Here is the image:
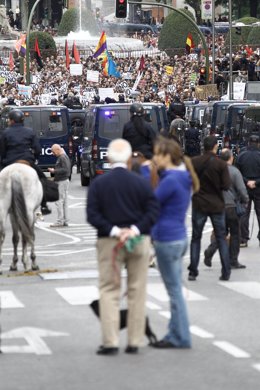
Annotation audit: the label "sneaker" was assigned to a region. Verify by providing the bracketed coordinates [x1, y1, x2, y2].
[50, 223, 64, 228]
[41, 206, 52, 215]
[240, 242, 248, 248]
[63, 222, 69, 227]
[35, 212, 44, 221]
[188, 274, 196, 281]
[204, 256, 212, 267]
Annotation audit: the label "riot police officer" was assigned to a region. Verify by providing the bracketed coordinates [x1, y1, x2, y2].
[0, 109, 51, 215]
[167, 95, 186, 123]
[185, 121, 201, 157]
[122, 103, 156, 158]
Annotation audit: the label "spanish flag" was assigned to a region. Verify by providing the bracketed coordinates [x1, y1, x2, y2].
[93, 31, 107, 58]
[186, 32, 194, 54]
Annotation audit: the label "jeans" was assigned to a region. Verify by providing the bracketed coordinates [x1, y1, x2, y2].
[55, 179, 69, 224]
[154, 239, 191, 348]
[188, 207, 231, 278]
[240, 189, 260, 242]
[205, 207, 240, 264]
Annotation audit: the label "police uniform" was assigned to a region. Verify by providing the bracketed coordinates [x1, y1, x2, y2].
[236, 141, 260, 244]
[0, 123, 41, 167]
[122, 120, 156, 159]
[185, 126, 201, 157]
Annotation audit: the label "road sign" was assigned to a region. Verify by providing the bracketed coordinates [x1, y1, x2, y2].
[1, 327, 69, 355]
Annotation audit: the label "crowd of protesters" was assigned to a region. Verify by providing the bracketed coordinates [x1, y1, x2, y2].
[0, 25, 260, 109]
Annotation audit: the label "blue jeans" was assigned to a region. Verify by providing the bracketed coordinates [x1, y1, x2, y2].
[154, 239, 191, 348]
[188, 207, 231, 278]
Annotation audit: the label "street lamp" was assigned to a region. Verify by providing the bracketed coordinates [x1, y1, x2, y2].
[228, 0, 233, 99]
[26, 0, 41, 85]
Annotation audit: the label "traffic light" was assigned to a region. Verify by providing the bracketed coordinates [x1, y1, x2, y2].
[235, 27, 242, 35]
[116, 0, 127, 18]
[198, 67, 206, 85]
[14, 58, 20, 73]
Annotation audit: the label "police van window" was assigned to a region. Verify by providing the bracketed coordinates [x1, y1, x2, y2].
[23, 112, 41, 136]
[42, 110, 67, 136]
[98, 109, 129, 139]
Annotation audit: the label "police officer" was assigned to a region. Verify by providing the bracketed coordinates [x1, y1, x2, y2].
[236, 135, 260, 246]
[167, 95, 186, 123]
[185, 121, 201, 157]
[0, 109, 51, 215]
[122, 103, 156, 159]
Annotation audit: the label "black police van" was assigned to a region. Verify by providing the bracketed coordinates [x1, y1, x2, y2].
[80, 103, 168, 186]
[0, 105, 73, 171]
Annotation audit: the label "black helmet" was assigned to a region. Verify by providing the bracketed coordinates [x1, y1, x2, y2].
[130, 103, 144, 117]
[8, 109, 24, 123]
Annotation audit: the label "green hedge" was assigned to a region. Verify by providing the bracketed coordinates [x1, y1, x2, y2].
[247, 26, 260, 45]
[29, 31, 57, 58]
[158, 9, 200, 56]
[58, 7, 99, 36]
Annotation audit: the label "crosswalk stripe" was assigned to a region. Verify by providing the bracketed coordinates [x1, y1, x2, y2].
[56, 286, 99, 305]
[213, 341, 251, 358]
[190, 326, 214, 338]
[147, 283, 208, 302]
[146, 301, 161, 310]
[0, 291, 24, 309]
[219, 281, 260, 299]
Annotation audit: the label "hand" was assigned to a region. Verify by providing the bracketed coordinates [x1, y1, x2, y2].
[119, 228, 137, 244]
[247, 180, 256, 189]
[48, 167, 54, 173]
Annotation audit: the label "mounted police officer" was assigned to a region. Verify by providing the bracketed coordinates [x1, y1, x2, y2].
[122, 102, 157, 159]
[0, 109, 51, 215]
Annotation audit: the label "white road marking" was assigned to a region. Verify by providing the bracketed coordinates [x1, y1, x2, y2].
[146, 301, 161, 310]
[56, 285, 99, 305]
[1, 327, 69, 355]
[159, 311, 170, 319]
[69, 202, 86, 209]
[253, 363, 260, 372]
[219, 281, 260, 299]
[0, 291, 24, 309]
[147, 283, 208, 302]
[190, 326, 214, 338]
[213, 341, 251, 358]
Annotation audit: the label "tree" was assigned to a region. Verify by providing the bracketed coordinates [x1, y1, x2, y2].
[57, 7, 99, 36]
[158, 9, 200, 56]
[29, 32, 57, 59]
[185, 0, 259, 20]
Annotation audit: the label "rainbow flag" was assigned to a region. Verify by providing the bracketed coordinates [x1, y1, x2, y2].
[93, 31, 107, 58]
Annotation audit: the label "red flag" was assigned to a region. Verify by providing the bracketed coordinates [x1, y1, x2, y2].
[34, 38, 43, 68]
[186, 33, 194, 54]
[9, 51, 14, 71]
[65, 39, 70, 69]
[72, 41, 80, 64]
[139, 55, 145, 71]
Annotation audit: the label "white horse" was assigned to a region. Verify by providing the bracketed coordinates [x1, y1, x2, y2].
[0, 163, 43, 274]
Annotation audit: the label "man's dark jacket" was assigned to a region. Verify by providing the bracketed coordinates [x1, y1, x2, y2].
[122, 120, 156, 158]
[0, 123, 41, 166]
[192, 152, 231, 213]
[236, 145, 260, 187]
[87, 167, 160, 237]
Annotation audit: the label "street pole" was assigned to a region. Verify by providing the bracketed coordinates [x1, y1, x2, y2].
[26, 0, 41, 86]
[212, 0, 215, 84]
[129, 1, 210, 83]
[228, 0, 233, 100]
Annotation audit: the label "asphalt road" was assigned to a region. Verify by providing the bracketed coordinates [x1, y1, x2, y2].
[1, 170, 260, 390]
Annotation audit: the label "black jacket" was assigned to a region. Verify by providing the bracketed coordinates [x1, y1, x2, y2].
[87, 167, 160, 237]
[0, 123, 41, 166]
[236, 145, 260, 186]
[122, 119, 156, 158]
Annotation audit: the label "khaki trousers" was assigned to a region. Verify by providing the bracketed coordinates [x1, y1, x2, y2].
[96, 236, 151, 347]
